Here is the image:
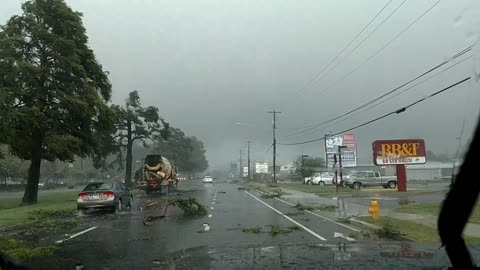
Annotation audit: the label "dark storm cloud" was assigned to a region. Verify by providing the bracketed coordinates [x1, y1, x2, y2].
[2, 0, 480, 169]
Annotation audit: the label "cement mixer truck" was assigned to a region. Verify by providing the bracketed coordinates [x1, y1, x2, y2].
[136, 154, 177, 194]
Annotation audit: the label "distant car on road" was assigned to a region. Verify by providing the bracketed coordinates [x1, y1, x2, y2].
[77, 182, 132, 214]
[202, 176, 213, 183]
[304, 172, 336, 186]
[38, 183, 44, 189]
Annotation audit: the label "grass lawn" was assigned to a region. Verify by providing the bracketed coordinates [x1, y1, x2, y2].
[356, 216, 480, 244]
[397, 202, 480, 224]
[357, 216, 440, 242]
[0, 192, 78, 228]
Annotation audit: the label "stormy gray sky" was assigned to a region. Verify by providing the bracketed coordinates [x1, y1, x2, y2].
[2, 0, 480, 170]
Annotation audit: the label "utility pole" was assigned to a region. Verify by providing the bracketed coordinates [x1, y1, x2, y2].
[239, 149, 243, 178]
[247, 141, 251, 180]
[268, 110, 281, 183]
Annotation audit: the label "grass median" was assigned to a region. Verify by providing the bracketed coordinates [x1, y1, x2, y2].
[397, 202, 480, 224]
[356, 216, 480, 243]
[0, 192, 78, 228]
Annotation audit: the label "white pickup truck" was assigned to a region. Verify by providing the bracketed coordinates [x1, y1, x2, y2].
[344, 170, 397, 189]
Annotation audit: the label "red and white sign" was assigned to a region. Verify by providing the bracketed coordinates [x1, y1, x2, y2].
[372, 139, 426, 165]
[343, 134, 356, 148]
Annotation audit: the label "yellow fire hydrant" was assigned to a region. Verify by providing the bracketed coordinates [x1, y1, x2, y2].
[368, 200, 379, 219]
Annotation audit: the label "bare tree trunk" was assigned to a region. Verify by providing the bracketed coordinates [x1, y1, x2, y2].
[22, 130, 43, 205]
[125, 121, 133, 187]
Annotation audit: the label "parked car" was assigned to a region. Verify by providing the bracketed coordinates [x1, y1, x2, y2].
[202, 176, 213, 183]
[305, 172, 336, 186]
[77, 182, 132, 214]
[344, 171, 397, 189]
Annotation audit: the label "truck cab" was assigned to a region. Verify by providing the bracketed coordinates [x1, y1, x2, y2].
[345, 170, 397, 189]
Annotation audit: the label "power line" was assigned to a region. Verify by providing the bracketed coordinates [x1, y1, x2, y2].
[294, 0, 395, 97]
[313, 0, 441, 98]
[280, 50, 473, 139]
[283, 55, 471, 142]
[296, 0, 407, 98]
[278, 77, 470, 146]
[278, 43, 472, 139]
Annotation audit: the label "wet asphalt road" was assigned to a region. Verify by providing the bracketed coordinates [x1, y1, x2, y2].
[27, 179, 464, 269]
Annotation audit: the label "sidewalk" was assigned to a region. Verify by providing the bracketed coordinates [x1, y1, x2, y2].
[278, 186, 480, 238]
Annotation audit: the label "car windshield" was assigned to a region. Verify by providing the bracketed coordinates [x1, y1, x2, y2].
[83, 183, 113, 191]
[1, 0, 480, 269]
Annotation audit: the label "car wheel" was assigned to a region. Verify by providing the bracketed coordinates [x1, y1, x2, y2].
[342, 181, 348, 188]
[319, 181, 325, 187]
[77, 207, 86, 216]
[306, 180, 311, 185]
[114, 199, 122, 213]
[388, 181, 397, 189]
[127, 196, 133, 208]
[382, 185, 389, 189]
[353, 182, 361, 189]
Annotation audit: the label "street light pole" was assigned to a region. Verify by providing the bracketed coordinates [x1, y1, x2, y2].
[338, 146, 347, 187]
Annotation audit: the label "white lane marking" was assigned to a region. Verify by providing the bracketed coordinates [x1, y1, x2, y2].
[334, 232, 355, 241]
[55, 226, 97, 244]
[245, 191, 326, 241]
[210, 207, 214, 210]
[212, 202, 216, 205]
[208, 214, 212, 218]
[274, 197, 360, 232]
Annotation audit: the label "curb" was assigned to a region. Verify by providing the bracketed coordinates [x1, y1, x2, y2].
[350, 217, 382, 229]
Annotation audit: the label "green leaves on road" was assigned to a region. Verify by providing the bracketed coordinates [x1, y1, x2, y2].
[241, 225, 302, 236]
[294, 203, 336, 212]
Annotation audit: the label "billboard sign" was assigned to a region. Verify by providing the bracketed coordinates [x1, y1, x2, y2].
[325, 134, 357, 167]
[327, 151, 356, 167]
[343, 134, 356, 148]
[326, 135, 344, 152]
[372, 139, 426, 165]
[255, 161, 269, 174]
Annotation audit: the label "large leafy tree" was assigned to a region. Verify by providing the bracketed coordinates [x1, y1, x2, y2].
[151, 128, 193, 171]
[0, 0, 115, 204]
[188, 137, 209, 174]
[113, 91, 169, 186]
[152, 129, 209, 177]
[293, 156, 325, 178]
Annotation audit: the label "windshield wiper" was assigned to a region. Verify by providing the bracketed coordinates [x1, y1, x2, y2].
[438, 117, 480, 269]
